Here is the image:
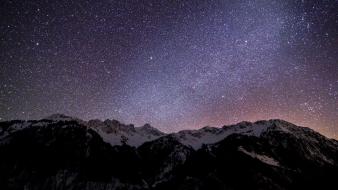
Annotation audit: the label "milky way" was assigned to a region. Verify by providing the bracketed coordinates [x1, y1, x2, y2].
[0, 0, 337, 138]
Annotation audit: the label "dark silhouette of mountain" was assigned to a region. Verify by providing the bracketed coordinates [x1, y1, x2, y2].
[0, 115, 337, 190]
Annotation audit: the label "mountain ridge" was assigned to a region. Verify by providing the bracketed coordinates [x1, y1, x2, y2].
[0, 115, 337, 189]
[1, 114, 336, 149]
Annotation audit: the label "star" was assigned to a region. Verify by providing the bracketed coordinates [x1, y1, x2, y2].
[0, 0, 337, 139]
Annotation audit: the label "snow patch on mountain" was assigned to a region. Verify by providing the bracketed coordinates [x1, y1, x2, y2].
[238, 146, 280, 167]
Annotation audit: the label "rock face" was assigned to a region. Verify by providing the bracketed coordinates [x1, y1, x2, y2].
[0, 116, 337, 190]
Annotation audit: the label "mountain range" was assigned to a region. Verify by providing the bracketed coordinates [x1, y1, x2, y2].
[0, 114, 337, 190]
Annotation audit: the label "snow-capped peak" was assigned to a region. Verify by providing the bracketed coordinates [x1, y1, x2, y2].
[173, 119, 300, 150]
[88, 120, 165, 147]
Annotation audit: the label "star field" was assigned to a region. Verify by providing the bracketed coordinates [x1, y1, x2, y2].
[0, 0, 337, 138]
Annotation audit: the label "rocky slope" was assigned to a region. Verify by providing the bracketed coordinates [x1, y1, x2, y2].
[0, 115, 337, 190]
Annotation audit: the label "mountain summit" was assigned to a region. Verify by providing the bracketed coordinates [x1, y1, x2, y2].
[0, 116, 337, 190]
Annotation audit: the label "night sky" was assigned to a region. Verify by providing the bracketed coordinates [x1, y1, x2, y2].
[0, 0, 337, 138]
